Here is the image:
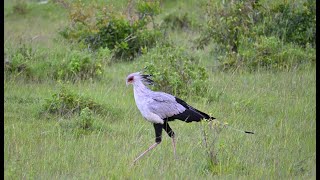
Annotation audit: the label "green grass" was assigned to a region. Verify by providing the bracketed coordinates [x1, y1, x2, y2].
[4, 0, 316, 179]
[5, 65, 316, 179]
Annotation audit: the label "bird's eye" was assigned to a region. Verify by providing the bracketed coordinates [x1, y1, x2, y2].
[128, 76, 134, 82]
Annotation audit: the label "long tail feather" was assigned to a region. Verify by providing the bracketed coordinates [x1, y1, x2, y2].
[211, 120, 255, 134]
[174, 97, 254, 134]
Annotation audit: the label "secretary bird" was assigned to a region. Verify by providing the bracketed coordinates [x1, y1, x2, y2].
[126, 72, 253, 164]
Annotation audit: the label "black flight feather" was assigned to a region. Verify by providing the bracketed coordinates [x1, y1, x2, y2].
[166, 97, 215, 123]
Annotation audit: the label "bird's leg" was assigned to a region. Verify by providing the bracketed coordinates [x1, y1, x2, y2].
[133, 142, 159, 164]
[172, 135, 176, 158]
[163, 121, 176, 158]
[133, 123, 163, 164]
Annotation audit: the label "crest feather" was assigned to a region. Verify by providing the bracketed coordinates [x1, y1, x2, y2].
[141, 74, 154, 85]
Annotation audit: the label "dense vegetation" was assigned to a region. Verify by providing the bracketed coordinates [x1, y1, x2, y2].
[4, 0, 315, 179]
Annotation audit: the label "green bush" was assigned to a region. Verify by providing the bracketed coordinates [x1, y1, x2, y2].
[5, 39, 108, 81]
[42, 86, 105, 116]
[197, 0, 315, 71]
[262, 0, 316, 47]
[197, 0, 315, 51]
[77, 107, 94, 130]
[5, 41, 37, 78]
[136, 0, 161, 27]
[85, 16, 161, 60]
[60, 0, 162, 60]
[136, 0, 161, 18]
[55, 49, 104, 81]
[197, 0, 260, 53]
[5, 50, 31, 75]
[141, 43, 208, 97]
[96, 46, 112, 65]
[219, 36, 316, 71]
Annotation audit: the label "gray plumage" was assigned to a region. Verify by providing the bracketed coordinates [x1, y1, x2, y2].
[148, 92, 186, 120]
[126, 72, 213, 124]
[126, 72, 215, 164]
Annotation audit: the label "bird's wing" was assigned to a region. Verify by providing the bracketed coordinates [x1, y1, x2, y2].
[147, 92, 186, 119]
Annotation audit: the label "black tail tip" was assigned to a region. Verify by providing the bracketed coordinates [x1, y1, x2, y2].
[244, 131, 254, 134]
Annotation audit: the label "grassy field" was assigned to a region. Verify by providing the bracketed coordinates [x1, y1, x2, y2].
[4, 0, 316, 179]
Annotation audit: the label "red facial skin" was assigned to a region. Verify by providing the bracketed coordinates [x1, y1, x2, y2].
[127, 76, 134, 83]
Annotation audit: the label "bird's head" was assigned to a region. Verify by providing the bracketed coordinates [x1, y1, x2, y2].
[126, 72, 154, 86]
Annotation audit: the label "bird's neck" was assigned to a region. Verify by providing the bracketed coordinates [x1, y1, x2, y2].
[133, 80, 151, 95]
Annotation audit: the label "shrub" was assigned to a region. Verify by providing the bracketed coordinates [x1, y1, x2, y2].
[77, 107, 94, 130]
[5, 40, 36, 78]
[60, 0, 162, 60]
[41, 85, 124, 121]
[42, 86, 105, 116]
[262, 0, 316, 47]
[5, 50, 31, 75]
[58, 1, 98, 40]
[197, 0, 316, 71]
[197, 0, 316, 51]
[136, 0, 161, 17]
[196, 0, 261, 53]
[136, 0, 161, 25]
[141, 43, 208, 97]
[55, 49, 105, 81]
[5, 38, 108, 81]
[219, 36, 316, 71]
[96, 46, 112, 65]
[85, 15, 161, 60]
